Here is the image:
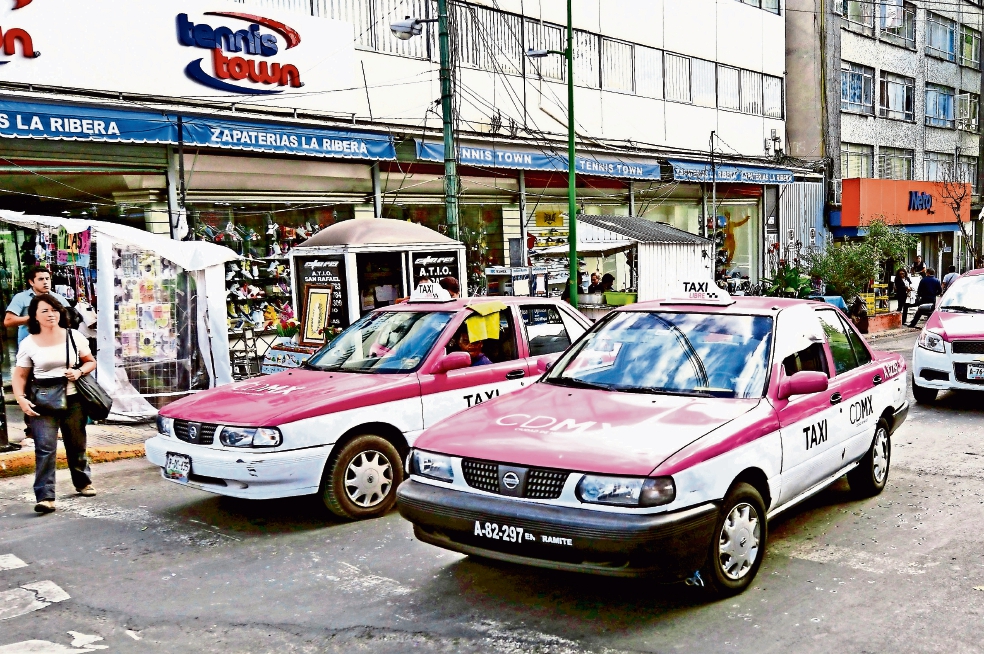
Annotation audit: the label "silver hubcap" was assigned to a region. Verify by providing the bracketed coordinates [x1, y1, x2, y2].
[872, 427, 889, 484]
[718, 502, 761, 581]
[344, 450, 393, 508]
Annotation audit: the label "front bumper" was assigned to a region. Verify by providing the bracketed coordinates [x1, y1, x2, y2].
[912, 346, 984, 392]
[145, 436, 329, 500]
[397, 478, 719, 578]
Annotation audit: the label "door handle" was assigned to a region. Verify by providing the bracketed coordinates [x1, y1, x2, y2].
[505, 369, 525, 380]
[872, 374, 883, 385]
[830, 392, 842, 405]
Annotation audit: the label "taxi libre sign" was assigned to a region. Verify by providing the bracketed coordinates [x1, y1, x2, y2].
[0, 0, 359, 113]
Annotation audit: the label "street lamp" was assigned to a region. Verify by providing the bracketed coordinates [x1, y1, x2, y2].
[390, 6, 459, 241]
[526, 0, 578, 308]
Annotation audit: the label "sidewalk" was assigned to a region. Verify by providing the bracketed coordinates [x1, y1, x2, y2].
[0, 396, 156, 478]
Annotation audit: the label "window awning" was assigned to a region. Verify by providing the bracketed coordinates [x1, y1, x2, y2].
[415, 140, 662, 180]
[667, 159, 794, 184]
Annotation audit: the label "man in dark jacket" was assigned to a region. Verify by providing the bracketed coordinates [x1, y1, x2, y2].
[908, 268, 943, 328]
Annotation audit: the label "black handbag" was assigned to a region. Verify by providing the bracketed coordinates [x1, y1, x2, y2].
[28, 333, 71, 415]
[68, 332, 113, 421]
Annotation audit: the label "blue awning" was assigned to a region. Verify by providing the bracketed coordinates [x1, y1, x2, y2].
[179, 116, 395, 161]
[415, 141, 661, 180]
[832, 223, 961, 238]
[0, 98, 175, 144]
[667, 159, 794, 184]
[0, 99, 397, 161]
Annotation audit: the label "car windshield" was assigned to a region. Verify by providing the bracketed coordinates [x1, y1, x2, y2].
[306, 310, 454, 373]
[545, 311, 773, 398]
[940, 276, 984, 312]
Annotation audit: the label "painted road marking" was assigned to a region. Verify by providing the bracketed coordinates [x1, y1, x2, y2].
[0, 581, 70, 621]
[0, 555, 27, 572]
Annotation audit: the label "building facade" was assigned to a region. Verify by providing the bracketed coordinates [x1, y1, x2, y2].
[787, 0, 984, 271]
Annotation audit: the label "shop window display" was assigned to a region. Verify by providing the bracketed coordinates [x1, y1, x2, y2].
[190, 204, 352, 337]
[712, 204, 759, 291]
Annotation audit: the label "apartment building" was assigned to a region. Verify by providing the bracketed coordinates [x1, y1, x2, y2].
[787, 0, 983, 270]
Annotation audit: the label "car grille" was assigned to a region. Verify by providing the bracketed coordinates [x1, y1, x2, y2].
[954, 363, 984, 385]
[952, 341, 984, 355]
[173, 419, 217, 445]
[461, 458, 569, 499]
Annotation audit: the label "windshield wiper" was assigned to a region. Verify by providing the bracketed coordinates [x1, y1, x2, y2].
[544, 377, 614, 391]
[942, 305, 984, 313]
[615, 385, 715, 397]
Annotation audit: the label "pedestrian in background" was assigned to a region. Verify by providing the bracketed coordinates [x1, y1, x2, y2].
[893, 268, 912, 324]
[438, 276, 460, 298]
[4, 266, 70, 346]
[908, 268, 943, 328]
[11, 294, 97, 514]
[942, 265, 960, 294]
[910, 255, 926, 276]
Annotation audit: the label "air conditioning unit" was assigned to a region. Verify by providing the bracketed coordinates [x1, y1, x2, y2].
[830, 179, 843, 205]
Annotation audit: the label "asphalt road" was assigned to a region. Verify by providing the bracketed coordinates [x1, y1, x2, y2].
[2, 330, 983, 653]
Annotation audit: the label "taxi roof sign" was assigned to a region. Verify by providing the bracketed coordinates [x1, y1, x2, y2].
[409, 282, 455, 303]
[661, 280, 735, 305]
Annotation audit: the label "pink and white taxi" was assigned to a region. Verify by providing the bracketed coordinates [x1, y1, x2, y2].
[146, 292, 589, 519]
[911, 269, 984, 403]
[398, 287, 909, 595]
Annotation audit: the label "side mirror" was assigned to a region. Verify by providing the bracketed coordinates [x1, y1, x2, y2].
[434, 351, 472, 374]
[777, 370, 829, 400]
[536, 358, 555, 373]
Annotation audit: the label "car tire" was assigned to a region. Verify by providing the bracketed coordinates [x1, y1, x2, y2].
[847, 418, 891, 498]
[699, 482, 767, 597]
[320, 435, 403, 520]
[911, 375, 938, 404]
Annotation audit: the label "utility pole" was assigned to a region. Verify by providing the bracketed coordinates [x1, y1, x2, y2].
[437, 0, 459, 240]
[565, 0, 578, 308]
[710, 131, 717, 242]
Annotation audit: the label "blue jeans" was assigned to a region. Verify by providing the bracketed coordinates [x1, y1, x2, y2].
[32, 396, 90, 502]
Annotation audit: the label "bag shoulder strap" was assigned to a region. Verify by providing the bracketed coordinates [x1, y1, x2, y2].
[67, 329, 80, 368]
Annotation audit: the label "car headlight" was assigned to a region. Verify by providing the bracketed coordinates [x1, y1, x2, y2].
[218, 426, 282, 448]
[410, 450, 455, 483]
[576, 475, 675, 507]
[156, 415, 174, 437]
[917, 329, 946, 353]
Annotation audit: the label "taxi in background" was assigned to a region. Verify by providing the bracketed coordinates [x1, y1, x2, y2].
[146, 285, 590, 519]
[398, 283, 909, 595]
[911, 269, 984, 403]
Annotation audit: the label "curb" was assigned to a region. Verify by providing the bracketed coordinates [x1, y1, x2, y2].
[0, 444, 147, 479]
[865, 327, 915, 343]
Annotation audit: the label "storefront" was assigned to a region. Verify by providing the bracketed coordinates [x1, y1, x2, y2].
[832, 178, 974, 273]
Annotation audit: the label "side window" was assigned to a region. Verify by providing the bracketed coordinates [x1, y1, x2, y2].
[845, 322, 873, 366]
[445, 309, 520, 364]
[817, 310, 860, 375]
[520, 305, 572, 356]
[558, 308, 588, 343]
[782, 342, 829, 377]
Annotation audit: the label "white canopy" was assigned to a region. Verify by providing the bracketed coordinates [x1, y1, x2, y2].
[0, 212, 237, 419]
[534, 240, 635, 256]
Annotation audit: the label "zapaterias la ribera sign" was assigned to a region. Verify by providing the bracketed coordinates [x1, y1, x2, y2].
[0, 0, 360, 112]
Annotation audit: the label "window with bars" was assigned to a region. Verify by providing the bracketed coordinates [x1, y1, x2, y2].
[957, 92, 980, 132]
[878, 71, 914, 121]
[740, 70, 763, 115]
[602, 38, 634, 92]
[841, 0, 875, 35]
[719, 66, 741, 110]
[958, 156, 979, 191]
[692, 59, 717, 108]
[664, 54, 692, 103]
[841, 62, 874, 115]
[924, 151, 952, 181]
[960, 25, 981, 68]
[524, 19, 566, 81]
[878, 147, 914, 180]
[927, 13, 957, 61]
[841, 143, 873, 178]
[635, 46, 663, 99]
[573, 30, 601, 88]
[926, 84, 956, 128]
[880, 2, 916, 50]
[763, 75, 783, 118]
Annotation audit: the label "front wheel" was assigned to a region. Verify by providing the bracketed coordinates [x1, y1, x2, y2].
[320, 435, 404, 520]
[847, 419, 891, 498]
[699, 482, 767, 597]
[911, 375, 938, 404]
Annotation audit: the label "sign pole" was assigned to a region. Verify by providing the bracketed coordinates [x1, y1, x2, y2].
[566, 0, 578, 309]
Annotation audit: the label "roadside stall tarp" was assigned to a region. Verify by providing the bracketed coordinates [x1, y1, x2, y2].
[0, 212, 238, 419]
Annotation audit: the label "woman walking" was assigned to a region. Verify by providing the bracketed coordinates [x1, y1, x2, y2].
[893, 268, 912, 325]
[11, 293, 97, 514]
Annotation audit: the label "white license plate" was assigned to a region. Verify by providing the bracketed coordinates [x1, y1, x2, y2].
[968, 364, 984, 381]
[164, 452, 192, 483]
[474, 520, 532, 544]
